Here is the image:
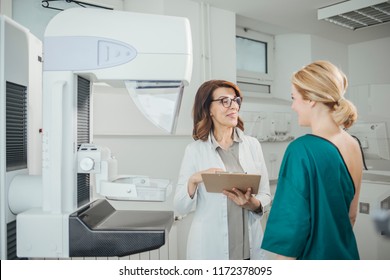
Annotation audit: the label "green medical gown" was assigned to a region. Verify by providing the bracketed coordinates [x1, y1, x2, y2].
[261, 134, 359, 260]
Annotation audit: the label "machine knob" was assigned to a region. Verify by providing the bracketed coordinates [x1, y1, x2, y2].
[80, 157, 95, 171]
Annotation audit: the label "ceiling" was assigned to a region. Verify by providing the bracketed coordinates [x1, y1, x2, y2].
[190, 0, 390, 44]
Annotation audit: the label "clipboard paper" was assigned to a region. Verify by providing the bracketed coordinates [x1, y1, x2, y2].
[201, 173, 261, 193]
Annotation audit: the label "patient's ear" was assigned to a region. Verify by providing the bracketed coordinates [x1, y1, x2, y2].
[308, 100, 316, 107]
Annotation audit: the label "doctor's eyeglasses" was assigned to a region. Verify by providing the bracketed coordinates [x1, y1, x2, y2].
[211, 96, 242, 108]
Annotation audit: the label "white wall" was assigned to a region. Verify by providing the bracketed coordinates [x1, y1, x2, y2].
[273, 33, 349, 101]
[273, 34, 312, 101]
[349, 37, 390, 86]
[348, 37, 390, 130]
[311, 35, 348, 70]
[348, 37, 390, 168]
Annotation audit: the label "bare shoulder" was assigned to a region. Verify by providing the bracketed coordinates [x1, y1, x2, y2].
[338, 131, 363, 178]
[344, 130, 362, 152]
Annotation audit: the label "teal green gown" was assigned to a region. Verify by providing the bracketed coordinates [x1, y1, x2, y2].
[261, 134, 360, 260]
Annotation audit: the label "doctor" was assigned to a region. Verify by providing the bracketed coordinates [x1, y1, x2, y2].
[174, 80, 271, 260]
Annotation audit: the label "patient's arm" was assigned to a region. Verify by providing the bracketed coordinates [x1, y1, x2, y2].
[275, 254, 296, 260]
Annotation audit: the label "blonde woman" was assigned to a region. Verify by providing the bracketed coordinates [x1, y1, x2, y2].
[261, 60, 362, 260]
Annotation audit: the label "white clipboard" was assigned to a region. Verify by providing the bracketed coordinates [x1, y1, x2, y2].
[201, 173, 261, 194]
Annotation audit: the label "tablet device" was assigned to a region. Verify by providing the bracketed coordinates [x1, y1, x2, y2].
[201, 173, 261, 194]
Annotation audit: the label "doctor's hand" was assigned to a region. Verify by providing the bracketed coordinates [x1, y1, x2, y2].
[187, 168, 224, 198]
[223, 187, 261, 211]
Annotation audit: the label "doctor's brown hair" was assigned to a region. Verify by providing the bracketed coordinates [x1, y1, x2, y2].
[192, 80, 244, 141]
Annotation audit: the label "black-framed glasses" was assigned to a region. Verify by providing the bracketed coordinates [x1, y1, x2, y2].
[211, 96, 242, 108]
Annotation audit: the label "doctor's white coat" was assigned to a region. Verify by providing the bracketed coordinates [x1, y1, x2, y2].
[174, 129, 271, 260]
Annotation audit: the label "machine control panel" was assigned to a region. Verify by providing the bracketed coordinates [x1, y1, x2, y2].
[77, 144, 101, 173]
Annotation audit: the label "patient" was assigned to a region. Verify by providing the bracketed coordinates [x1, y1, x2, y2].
[261, 60, 362, 260]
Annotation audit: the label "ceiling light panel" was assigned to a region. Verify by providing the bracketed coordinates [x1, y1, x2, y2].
[318, 0, 390, 30]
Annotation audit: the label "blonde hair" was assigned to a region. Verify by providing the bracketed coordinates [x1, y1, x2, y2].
[292, 60, 357, 128]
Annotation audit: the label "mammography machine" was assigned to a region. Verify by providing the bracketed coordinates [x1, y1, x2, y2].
[1, 8, 192, 259]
